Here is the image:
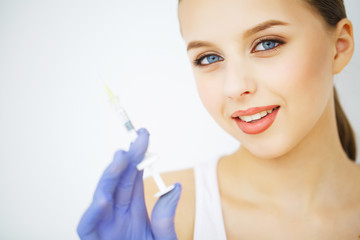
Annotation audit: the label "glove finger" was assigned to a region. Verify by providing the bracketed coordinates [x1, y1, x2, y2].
[94, 150, 129, 203]
[77, 150, 129, 238]
[77, 203, 102, 240]
[113, 169, 150, 226]
[114, 128, 149, 210]
[129, 168, 149, 218]
[151, 183, 182, 240]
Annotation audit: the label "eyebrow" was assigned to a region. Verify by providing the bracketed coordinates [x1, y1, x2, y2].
[187, 19, 289, 52]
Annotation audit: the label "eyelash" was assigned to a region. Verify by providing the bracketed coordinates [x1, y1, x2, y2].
[193, 38, 285, 67]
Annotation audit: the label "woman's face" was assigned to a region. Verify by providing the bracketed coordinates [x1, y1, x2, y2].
[178, 0, 337, 159]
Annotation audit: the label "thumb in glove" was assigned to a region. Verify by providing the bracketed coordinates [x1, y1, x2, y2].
[151, 183, 182, 240]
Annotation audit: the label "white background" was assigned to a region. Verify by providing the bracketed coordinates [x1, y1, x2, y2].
[0, 0, 359, 239]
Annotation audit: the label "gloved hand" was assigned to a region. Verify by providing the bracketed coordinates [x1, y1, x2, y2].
[77, 128, 182, 240]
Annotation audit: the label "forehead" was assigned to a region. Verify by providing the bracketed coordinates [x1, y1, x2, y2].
[178, 0, 320, 41]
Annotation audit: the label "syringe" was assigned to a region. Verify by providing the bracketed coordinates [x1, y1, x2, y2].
[105, 85, 175, 197]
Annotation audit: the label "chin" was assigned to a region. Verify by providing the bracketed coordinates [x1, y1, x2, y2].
[247, 146, 288, 160]
[240, 134, 300, 160]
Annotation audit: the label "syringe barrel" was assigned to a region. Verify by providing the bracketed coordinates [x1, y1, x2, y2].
[113, 105, 138, 142]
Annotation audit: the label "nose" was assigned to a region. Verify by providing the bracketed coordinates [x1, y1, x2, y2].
[223, 60, 257, 100]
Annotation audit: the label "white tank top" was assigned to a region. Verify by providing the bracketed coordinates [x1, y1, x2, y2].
[193, 157, 227, 240]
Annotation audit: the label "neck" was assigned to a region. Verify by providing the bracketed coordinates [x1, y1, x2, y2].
[221, 98, 354, 213]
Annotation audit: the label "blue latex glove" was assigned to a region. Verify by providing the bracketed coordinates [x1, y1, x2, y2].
[77, 128, 182, 240]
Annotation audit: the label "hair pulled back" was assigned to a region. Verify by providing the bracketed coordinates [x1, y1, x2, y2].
[304, 0, 356, 161]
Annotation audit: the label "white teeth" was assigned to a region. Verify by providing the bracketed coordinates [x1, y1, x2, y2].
[260, 111, 267, 117]
[251, 113, 262, 121]
[238, 107, 278, 122]
[240, 116, 253, 122]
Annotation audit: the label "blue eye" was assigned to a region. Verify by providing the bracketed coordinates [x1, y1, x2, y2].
[254, 40, 281, 52]
[196, 54, 224, 66]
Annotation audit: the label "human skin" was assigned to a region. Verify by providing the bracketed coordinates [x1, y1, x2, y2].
[144, 0, 360, 239]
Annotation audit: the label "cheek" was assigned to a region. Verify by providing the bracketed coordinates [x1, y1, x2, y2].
[196, 78, 223, 117]
[260, 36, 334, 112]
[195, 72, 228, 128]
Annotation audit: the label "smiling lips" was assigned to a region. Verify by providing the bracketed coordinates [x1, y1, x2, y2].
[232, 105, 280, 134]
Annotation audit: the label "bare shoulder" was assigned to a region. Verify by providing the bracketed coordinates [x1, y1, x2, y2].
[144, 168, 195, 240]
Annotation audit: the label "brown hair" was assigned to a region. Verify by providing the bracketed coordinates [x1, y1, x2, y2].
[304, 0, 356, 161]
